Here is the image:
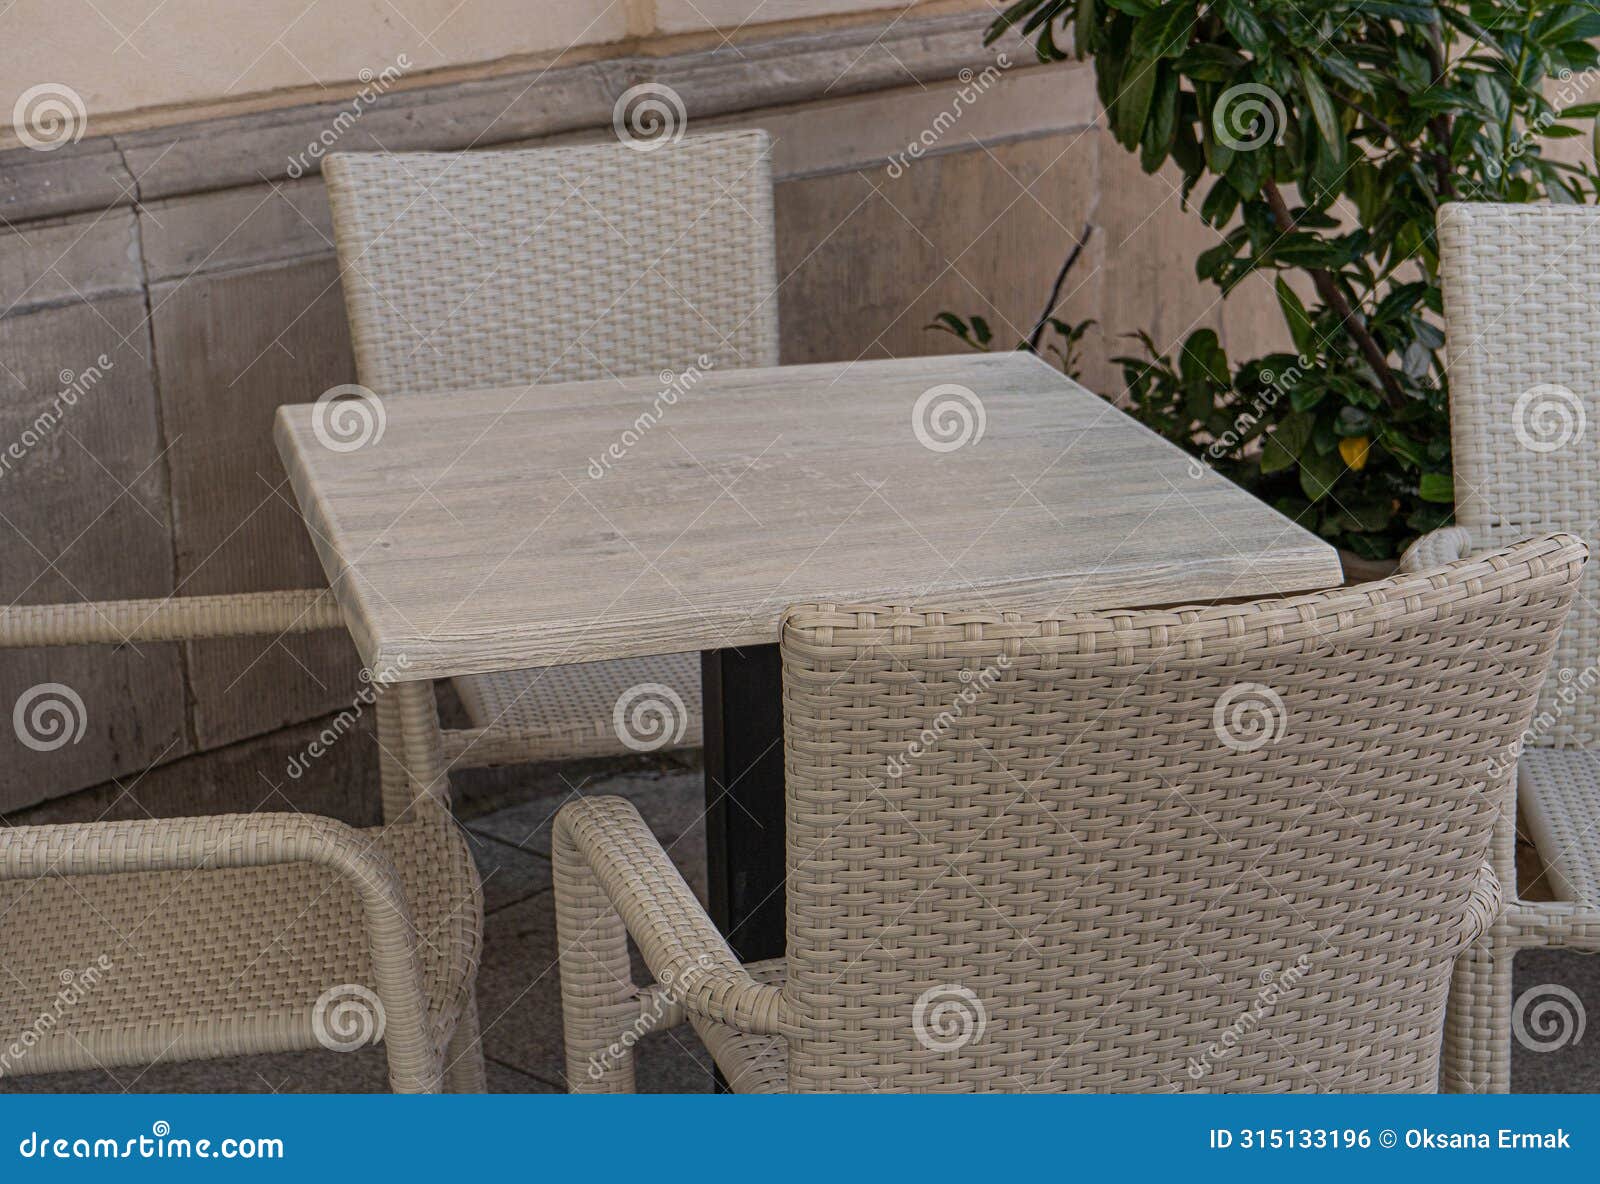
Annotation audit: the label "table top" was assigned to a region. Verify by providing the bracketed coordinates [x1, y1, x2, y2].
[275, 352, 1342, 680]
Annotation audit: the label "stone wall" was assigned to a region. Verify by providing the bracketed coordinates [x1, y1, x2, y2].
[0, 9, 1286, 817]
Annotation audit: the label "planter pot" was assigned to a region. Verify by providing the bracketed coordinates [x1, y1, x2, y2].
[1338, 548, 1399, 586]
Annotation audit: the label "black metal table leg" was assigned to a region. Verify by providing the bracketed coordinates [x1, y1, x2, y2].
[701, 643, 786, 964]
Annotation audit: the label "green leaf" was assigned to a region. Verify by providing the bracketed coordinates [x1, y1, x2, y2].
[1132, 1, 1195, 60]
[1180, 328, 1229, 386]
[1274, 276, 1316, 356]
[1113, 56, 1162, 149]
[1261, 410, 1313, 474]
[1297, 60, 1344, 165]
[1177, 44, 1247, 81]
[1327, 498, 1393, 533]
[1217, 0, 1268, 56]
[1298, 449, 1344, 502]
[1335, 405, 1372, 437]
[1419, 472, 1456, 503]
[1076, 0, 1099, 57]
[1141, 67, 1180, 170]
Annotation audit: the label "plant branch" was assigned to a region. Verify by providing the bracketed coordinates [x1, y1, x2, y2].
[1027, 222, 1094, 351]
[1421, 22, 1457, 199]
[1328, 86, 1454, 178]
[1261, 180, 1406, 405]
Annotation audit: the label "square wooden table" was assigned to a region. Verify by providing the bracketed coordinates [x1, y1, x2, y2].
[276, 352, 1342, 960]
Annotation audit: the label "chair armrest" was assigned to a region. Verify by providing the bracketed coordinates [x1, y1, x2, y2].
[0, 813, 439, 1091]
[0, 589, 343, 648]
[1454, 864, 1503, 950]
[554, 796, 784, 1035]
[1507, 899, 1600, 953]
[1397, 526, 1474, 575]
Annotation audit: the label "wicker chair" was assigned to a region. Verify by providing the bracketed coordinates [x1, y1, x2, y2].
[1396, 201, 1600, 1091]
[554, 534, 1583, 1092]
[0, 593, 484, 1093]
[322, 130, 780, 778]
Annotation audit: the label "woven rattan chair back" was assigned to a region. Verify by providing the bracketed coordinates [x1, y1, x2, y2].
[777, 534, 1584, 1092]
[1438, 202, 1600, 748]
[323, 130, 779, 397]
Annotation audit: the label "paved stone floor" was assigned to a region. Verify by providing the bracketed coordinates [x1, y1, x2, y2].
[3, 756, 718, 1094]
[6, 754, 1598, 1093]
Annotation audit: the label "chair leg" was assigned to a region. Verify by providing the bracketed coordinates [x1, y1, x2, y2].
[443, 995, 489, 1093]
[373, 682, 412, 823]
[1442, 926, 1513, 1093]
[553, 823, 640, 1093]
[387, 679, 453, 823]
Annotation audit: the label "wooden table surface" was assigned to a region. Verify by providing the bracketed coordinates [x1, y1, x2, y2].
[275, 352, 1342, 679]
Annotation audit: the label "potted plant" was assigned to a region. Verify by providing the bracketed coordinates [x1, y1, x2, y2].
[941, 0, 1600, 566]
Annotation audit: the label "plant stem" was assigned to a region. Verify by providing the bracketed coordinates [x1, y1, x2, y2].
[1028, 222, 1094, 351]
[1422, 20, 1456, 199]
[1261, 180, 1406, 405]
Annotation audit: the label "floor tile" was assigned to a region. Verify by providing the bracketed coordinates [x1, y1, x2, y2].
[469, 767, 708, 903]
[1511, 947, 1600, 1092]
[463, 825, 553, 913]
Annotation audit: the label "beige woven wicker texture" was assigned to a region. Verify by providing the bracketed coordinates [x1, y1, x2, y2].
[557, 535, 1584, 1092]
[1391, 203, 1600, 1095]
[1439, 204, 1600, 753]
[0, 593, 484, 1093]
[323, 131, 779, 766]
[1436, 204, 1600, 909]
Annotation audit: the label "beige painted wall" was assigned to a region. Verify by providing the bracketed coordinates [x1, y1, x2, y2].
[3, 0, 972, 138]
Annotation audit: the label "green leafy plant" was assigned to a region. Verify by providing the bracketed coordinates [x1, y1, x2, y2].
[948, 0, 1600, 558]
